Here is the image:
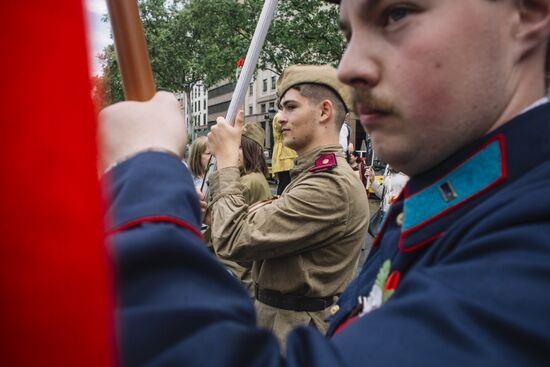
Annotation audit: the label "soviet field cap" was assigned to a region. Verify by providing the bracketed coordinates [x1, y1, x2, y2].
[242, 122, 265, 149]
[276, 64, 353, 112]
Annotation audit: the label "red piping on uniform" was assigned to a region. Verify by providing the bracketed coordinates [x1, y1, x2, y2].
[333, 316, 359, 337]
[400, 232, 444, 253]
[403, 135, 506, 201]
[399, 135, 507, 251]
[108, 215, 204, 240]
[401, 171, 506, 236]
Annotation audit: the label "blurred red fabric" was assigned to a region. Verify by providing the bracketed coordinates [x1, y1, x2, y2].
[0, 1, 115, 366]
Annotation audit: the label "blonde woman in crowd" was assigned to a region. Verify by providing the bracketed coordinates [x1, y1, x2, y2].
[188, 136, 211, 189]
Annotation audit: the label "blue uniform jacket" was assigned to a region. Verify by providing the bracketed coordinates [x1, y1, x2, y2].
[105, 103, 550, 366]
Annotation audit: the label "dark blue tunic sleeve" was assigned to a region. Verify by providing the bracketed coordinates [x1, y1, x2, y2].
[103, 152, 282, 366]
[104, 150, 550, 367]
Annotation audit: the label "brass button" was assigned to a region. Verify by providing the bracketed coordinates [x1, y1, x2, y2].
[322, 158, 329, 165]
[396, 212, 404, 227]
[330, 305, 340, 315]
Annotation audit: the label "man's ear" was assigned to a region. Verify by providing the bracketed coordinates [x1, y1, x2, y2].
[319, 99, 333, 125]
[515, 0, 550, 57]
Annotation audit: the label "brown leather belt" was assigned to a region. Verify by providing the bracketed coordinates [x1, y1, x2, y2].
[254, 286, 335, 312]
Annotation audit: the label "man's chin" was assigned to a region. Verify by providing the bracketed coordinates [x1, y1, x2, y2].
[377, 150, 439, 177]
[282, 139, 295, 151]
[373, 146, 414, 173]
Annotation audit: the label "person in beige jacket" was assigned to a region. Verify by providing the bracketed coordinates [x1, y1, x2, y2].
[211, 122, 272, 296]
[207, 64, 370, 346]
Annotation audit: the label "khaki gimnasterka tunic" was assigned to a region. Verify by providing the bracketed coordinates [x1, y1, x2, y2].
[239, 171, 272, 206]
[206, 171, 272, 295]
[209, 145, 369, 346]
[217, 172, 272, 296]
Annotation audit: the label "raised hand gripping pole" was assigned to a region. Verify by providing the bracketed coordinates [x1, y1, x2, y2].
[202, 0, 279, 199]
[225, 0, 278, 126]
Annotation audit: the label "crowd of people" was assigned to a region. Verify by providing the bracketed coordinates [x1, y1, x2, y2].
[8, 0, 550, 365]
[197, 64, 369, 346]
[100, 0, 550, 365]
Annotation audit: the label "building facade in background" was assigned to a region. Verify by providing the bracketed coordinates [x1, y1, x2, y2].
[181, 68, 365, 157]
[191, 83, 208, 137]
[176, 83, 208, 141]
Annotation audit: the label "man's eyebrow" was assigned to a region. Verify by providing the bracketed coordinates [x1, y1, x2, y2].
[281, 99, 297, 107]
[356, 0, 382, 12]
[339, 0, 381, 30]
[365, 0, 382, 12]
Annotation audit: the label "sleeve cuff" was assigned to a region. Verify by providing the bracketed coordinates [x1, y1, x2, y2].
[102, 151, 202, 234]
[208, 167, 243, 205]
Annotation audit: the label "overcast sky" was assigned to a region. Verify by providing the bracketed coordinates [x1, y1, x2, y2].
[85, 0, 112, 76]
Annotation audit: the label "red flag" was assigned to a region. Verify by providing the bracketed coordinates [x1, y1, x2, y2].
[1, 1, 115, 366]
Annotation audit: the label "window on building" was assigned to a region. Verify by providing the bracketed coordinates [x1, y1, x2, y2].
[203, 113, 206, 125]
[249, 83, 253, 96]
[271, 76, 276, 90]
[261, 104, 266, 113]
[269, 102, 275, 110]
[263, 79, 267, 92]
[209, 101, 231, 114]
[248, 105, 253, 116]
[203, 99, 206, 109]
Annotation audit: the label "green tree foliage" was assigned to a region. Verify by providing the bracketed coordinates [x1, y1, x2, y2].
[100, 0, 344, 105]
[171, 0, 250, 88]
[99, 45, 123, 104]
[260, 0, 345, 74]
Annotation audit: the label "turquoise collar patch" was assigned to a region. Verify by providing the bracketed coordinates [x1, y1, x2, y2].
[401, 135, 507, 239]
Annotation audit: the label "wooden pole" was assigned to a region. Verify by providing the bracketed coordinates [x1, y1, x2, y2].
[106, 0, 155, 101]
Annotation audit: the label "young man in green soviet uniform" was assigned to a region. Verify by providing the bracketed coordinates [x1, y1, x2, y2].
[206, 64, 370, 346]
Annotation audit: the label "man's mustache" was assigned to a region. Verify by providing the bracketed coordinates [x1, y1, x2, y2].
[352, 88, 397, 115]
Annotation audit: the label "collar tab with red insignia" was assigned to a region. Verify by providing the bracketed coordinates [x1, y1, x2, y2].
[309, 153, 337, 173]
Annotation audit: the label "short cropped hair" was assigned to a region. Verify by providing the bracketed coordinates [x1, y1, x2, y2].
[290, 83, 347, 130]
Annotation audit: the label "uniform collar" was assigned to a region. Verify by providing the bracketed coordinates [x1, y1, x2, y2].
[290, 145, 344, 179]
[521, 97, 548, 113]
[395, 102, 550, 252]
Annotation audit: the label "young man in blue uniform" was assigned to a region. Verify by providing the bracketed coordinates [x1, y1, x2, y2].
[100, 0, 550, 365]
